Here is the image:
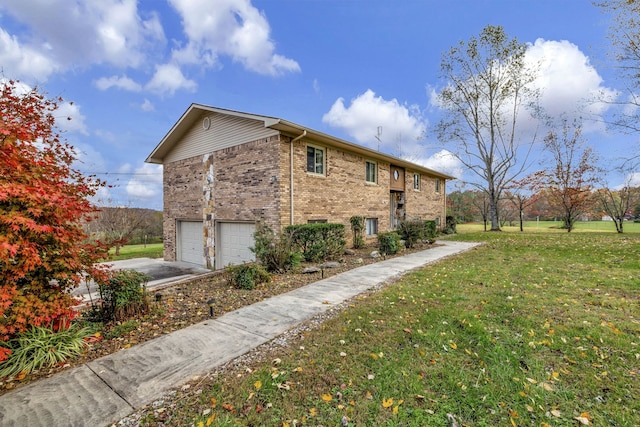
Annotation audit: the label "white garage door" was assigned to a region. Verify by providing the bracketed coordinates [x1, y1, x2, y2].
[216, 222, 255, 269]
[178, 221, 204, 265]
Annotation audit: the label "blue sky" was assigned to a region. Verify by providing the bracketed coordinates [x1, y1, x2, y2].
[0, 0, 634, 210]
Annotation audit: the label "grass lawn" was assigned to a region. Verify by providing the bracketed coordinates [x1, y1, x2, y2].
[107, 243, 163, 261]
[142, 231, 639, 426]
[459, 220, 640, 234]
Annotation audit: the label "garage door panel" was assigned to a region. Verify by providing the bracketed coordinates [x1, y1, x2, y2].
[178, 221, 203, 265]
[217, 222, 255, 269]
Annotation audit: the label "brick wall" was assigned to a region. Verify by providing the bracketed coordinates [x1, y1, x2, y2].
[405, 171, 446, 224]
[281, 138, 446, 244]
[162, 155, 203, 261]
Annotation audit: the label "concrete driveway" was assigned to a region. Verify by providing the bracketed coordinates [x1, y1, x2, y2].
[72, 258, 213, 304]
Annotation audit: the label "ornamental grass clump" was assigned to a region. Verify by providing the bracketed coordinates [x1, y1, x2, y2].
[0, 325, 93, 378]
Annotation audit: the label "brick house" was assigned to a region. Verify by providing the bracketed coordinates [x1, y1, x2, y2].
[146, 104, 452, 269]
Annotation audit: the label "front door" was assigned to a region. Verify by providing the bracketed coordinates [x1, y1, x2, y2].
[390, 191, 405, 229]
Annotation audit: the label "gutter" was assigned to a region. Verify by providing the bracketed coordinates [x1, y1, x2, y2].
[289, 130, 307, 225]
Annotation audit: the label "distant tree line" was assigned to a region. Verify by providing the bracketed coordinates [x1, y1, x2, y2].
[84, 207, 163, 255]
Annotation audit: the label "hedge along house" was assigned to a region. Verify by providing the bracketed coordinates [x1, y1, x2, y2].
[146, 104, 453, 269]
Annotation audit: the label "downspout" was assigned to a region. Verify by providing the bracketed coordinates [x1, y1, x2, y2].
[289, 130, 307, 225]
[443, 179, 447, 230]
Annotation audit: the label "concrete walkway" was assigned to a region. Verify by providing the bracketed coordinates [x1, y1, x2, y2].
[0, 240, 479, 427]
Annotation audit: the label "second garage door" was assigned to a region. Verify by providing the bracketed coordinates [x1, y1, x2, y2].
[216, 222, 256, 269]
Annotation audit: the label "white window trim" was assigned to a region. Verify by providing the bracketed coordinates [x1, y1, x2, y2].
[306, 144, 326, 176]
[413, 173, 421, 191]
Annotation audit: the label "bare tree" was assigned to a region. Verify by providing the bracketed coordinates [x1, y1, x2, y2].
[597, 169, 640, 233]
[92, 205, 150, 256]
[533, 119, 600, 232]
[436, 25, 539, 231]
[596, 0, 640, 167]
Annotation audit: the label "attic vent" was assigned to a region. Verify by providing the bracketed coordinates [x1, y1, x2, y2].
[202, 117, 211, 130]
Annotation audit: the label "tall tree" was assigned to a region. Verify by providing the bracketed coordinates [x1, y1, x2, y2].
[0, 81, 109, 359]
[597, 0, 640, 167]
[533, 119, 600, 232]
[436, 25, 539, 231]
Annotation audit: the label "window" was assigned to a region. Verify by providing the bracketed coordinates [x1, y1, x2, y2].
[307, 145, 325, 175]
[365, 161, 377, 183]
[413, 173, 420, 190]
[365, 218, 378, 236]
[435, 178, 441, 193]
[307, 219, 327, 224]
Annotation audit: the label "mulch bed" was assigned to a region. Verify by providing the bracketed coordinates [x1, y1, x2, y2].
[0, 242, 436, 396]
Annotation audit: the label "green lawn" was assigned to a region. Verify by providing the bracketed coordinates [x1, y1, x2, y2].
[107, 243, 163, 261]
[459, 220, 640, 234]
[140, 232, 640, 426]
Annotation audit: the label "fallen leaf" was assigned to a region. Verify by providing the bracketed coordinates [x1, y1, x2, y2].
[382, 398, 394, 408]
[550, 409, 561, 417]
[575, 416, 590, 425]
[254, 380, 262, 389]
[321, 393, 332, 402]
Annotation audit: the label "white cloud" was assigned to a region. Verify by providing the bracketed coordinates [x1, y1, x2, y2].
[0, 27, 59, 81]
[406, 149, 463, 179]
[145, 63, 197, 96]
[168, 0, 300, 76]
[322, 89, 427, 150]
[0, 0, 165, 81]
[125, 163, 163, 201]
[141, 98, 155, 112]
[95, 74, 142, 92]
[526, 39, 618, 132]
[55, 101, 88, 135]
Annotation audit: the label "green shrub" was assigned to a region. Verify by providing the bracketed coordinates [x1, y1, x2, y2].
[251, 224, 302, 273]
[377, 231, 401, 255]
[443, 215, 457, 234]
[0, 325, 93, 378]
[226, 264, 271, 290]
[98, 270, 150, 322]
[349, 216, 365, 249]
[285, 223, 346, 262]
[397, 219, 426, 248]
[424, 220, 437, 242]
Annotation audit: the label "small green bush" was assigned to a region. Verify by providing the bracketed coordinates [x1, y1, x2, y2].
[286, 223, 346, 262]
[424, 220, 437, 242]
[443, 215, 457, 234]
[397, 219, 426, 248]
[98, 270, 150, 322]
[377, 231, 401, 255]
[226, 264, 271, 290]
[0, 325, 93, 378]
[349, 216, 365, 249]
[251, 224, 302, 273]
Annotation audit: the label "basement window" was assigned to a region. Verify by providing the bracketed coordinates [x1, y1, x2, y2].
[366, 218, 378, 236]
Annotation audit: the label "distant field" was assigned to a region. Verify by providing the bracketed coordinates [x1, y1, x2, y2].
[107, 243, 163, 261]
[457, 220, 640, 234]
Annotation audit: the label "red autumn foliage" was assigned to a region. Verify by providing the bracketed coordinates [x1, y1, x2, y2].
[0, 80, 110, 360]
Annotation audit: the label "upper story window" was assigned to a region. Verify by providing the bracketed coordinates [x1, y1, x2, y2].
[365, 161, 377, 183]
[307, 145, 325, 175]
[413, 173, 421, 190]
[435, 178, 441, 193]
